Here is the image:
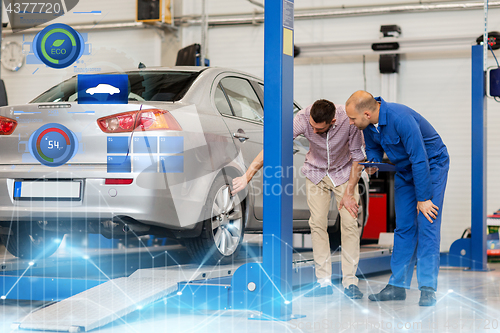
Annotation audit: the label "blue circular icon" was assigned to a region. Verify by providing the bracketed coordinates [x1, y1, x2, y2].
[33, 23, 84, 69]
[29, 123, 79, 167]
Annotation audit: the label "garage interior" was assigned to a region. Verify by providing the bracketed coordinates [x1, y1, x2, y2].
[1, 0, 500, 332]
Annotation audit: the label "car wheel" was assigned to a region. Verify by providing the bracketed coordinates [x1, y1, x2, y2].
[328, 185, 366, 251]
[0, 222, 61, 259]
[185, 174, 245, 265]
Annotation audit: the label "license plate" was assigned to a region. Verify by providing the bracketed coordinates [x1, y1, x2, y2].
[13, 180, 83, 201]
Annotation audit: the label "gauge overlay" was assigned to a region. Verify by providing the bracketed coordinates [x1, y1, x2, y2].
[29, 123, 78, 167]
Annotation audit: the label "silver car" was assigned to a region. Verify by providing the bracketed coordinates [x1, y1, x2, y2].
[0, 67, 369, 264]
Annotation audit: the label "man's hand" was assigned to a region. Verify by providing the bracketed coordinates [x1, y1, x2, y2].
[417, 200, 439, 223]
[339, 193, 359, 218]
[232, 176, 248, 195]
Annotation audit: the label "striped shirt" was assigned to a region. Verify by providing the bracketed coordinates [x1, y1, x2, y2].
[293, 104, 366, 186]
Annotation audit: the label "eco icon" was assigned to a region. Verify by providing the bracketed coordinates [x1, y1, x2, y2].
[33, 23, 84, 69]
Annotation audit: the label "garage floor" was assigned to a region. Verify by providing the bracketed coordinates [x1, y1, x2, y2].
[2, 260, 500, 333]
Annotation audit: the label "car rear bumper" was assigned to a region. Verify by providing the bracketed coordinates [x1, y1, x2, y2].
[0, 169, 210, 232]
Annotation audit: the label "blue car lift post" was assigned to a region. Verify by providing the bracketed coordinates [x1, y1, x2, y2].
[171, 0, 300, 320]
[443, 42, 489, 269]
[226, 0, 297, 320]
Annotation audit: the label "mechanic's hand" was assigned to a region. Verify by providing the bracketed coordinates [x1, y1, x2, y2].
[339, 193, 359, 218]
[365, 167, 379, 175]
[417, 200, 439, 223]
[231, 176, 248, 195]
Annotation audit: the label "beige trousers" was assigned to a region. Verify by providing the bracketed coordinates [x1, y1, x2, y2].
[306, 175, 360, 288]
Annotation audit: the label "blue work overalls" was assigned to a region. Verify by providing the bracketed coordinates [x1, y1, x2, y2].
[363, 97, 449, 290]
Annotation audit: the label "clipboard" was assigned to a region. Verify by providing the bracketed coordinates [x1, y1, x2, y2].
[359, 162, 397, 172]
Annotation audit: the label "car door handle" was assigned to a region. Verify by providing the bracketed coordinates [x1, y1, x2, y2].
[233, 133, 250, 142]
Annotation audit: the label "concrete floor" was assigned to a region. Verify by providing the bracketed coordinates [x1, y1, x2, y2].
[2, 262, 500, 333]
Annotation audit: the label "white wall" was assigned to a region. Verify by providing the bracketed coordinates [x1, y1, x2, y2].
[182, 0, 500, 251]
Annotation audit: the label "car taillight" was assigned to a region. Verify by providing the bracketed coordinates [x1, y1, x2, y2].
[0, 116, 17, 135]
[105, 178, 133, 185]
[97, 109, 181, 133]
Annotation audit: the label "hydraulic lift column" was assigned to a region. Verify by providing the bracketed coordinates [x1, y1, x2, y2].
[261, 0, 295, 319]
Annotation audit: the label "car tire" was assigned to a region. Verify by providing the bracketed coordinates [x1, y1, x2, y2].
[328, 185, 366, 251]
[185, 174, 246, 265]
[0, 222, 61, 259]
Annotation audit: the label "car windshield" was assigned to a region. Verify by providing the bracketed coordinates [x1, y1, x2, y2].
[30, 71, 202, 103]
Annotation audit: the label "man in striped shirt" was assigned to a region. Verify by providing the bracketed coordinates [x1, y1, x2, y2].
[232, 99, 366, 298]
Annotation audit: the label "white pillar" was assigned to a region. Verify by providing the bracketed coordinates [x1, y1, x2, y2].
[381, 73, 398, 103]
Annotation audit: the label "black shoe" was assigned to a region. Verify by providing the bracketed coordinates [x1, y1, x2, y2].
[419, 287, 436, 306]
[344, 284, 363, 299]
[304, 283, 334, 297]
[368, 284, 406, 301]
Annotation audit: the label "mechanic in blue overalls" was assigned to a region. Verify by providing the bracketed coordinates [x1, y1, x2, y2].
[345, 90, 449, 306]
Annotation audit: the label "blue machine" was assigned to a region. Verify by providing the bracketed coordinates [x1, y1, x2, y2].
[489, 68, 500, 97]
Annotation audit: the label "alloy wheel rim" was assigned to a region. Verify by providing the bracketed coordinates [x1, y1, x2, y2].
[211, 185, 243, 256]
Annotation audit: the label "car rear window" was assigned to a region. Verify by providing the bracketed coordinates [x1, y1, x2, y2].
[30, 71, 202, 103]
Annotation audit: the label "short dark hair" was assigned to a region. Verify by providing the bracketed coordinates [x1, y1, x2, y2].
[310, 99, 336, 124]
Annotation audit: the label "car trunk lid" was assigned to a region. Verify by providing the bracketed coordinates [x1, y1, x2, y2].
[0, 102, 166, 165]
